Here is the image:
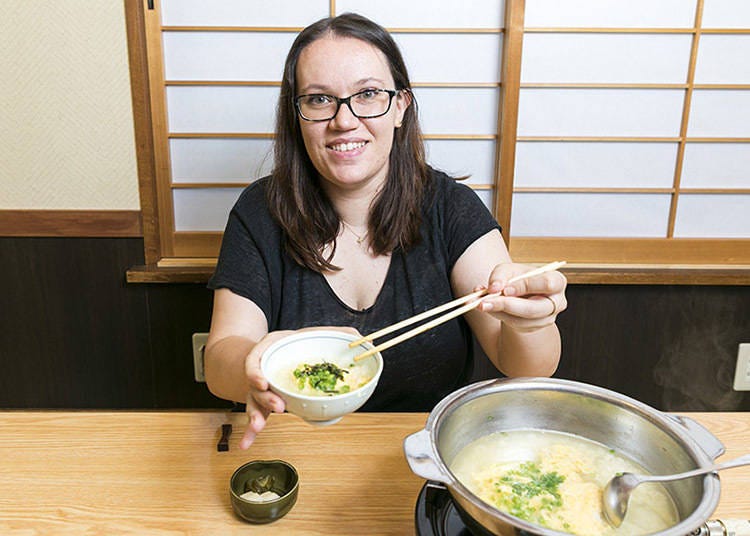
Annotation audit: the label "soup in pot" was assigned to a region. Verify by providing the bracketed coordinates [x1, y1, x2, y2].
[449, 430, 679, 535]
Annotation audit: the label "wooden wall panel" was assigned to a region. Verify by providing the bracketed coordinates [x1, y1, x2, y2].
[1, 237, 747, 412]
[0, 237, 152, 407]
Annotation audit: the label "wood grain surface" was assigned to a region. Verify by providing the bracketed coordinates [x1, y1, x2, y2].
[0, 411, 747, 535]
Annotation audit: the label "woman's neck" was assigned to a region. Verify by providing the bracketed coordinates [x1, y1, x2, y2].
[322, 176, 386, 228]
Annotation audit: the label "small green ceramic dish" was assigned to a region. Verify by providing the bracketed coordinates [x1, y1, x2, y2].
[230, 459, 299, 524]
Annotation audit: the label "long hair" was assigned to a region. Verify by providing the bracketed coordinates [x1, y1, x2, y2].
[267, 12, 430, 272]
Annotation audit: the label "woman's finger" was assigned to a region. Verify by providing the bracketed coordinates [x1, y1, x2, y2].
[502, 270, 567, 297]
[480, 293, 567, 322]
[239, 393, 270, 450]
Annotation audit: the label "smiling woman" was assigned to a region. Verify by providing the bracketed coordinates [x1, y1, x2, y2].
[203, 12, 566, 450]
[294, 34, 410, 224]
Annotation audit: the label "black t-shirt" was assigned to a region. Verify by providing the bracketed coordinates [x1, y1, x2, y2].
[208, 168, 501, 411]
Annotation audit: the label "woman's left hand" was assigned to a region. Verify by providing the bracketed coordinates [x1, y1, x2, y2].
[477, 263, 567, 332]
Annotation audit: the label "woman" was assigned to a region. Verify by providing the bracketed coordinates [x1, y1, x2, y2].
[205, 13, 567, 449]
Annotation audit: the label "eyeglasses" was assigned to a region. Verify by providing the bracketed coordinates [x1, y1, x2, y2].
[294, 89, 398, 122]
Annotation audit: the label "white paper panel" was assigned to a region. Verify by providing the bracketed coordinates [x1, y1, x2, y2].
[394, 34, 502, 84]
[688, 90, 750, 137]
[674, 194, 750, 237]
[515, 142, 678, 188]
[682, 143, 750, 188]
[522, 34, 692, 84]
[171, 139, 274, 182]
[163, 32, 296, 81]
[425, 140, 496, 184]
[511, 193, 671, 237]
[694, 35, 750, 84]
[161, 0, 328, 27]
[414, 88, 499, 135]
[518, 89, 684, 137]
[334, 0, 504, 28]
[702, 0, 750, 28]
[524, 0, 696, 28]
[167, 86, 279, 133]
[173, 188, 244, 231]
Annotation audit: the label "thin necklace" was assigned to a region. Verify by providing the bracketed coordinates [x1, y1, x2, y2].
[340, 220, 368, 245]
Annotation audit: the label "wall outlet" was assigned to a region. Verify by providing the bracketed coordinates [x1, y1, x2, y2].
[733, 343, 750, 391]
[192, 333, 209, 382]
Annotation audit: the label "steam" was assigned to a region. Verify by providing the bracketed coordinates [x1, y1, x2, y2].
[653, 308, 743, 411]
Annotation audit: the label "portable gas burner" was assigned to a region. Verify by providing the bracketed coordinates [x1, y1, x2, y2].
[414, 481, 747, 536]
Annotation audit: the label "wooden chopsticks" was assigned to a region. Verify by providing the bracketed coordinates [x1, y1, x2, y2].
[350, 261, 566, 361]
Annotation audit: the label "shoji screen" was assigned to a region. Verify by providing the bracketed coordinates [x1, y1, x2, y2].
[511, 0, 750, 263]
[136, 0, 748, 276]
[145, 0, 505, 261]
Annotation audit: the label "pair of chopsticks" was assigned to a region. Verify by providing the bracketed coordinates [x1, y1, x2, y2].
[350, 261, 566, 361]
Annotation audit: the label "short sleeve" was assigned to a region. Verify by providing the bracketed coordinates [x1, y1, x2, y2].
[438, 173, 502, 270]
[207, 180, 278, 323]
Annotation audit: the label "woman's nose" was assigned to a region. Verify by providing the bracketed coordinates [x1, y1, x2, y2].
[330, 101, 359, 129]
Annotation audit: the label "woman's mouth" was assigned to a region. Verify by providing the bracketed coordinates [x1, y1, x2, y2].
[328, 141, 367, 153]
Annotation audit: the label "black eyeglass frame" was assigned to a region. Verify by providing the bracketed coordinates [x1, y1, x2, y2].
[294, 89, 399, 122]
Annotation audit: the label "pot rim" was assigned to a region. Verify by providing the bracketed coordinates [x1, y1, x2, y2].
[421, 377, 722, 536]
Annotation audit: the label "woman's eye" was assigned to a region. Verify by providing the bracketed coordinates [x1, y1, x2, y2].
[358, 90, 378, 100]
[306, 95, 332, 106]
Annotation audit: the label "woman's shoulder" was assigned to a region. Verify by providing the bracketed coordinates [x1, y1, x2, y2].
[426, 166, 481, 205]
[226, 176, 281, 237]
[230, 176, 273, 219]
[234, 175, 271, 207]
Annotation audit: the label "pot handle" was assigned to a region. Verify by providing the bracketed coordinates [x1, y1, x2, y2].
[403, 429, 451, 484]
[667, 414, 726, 460]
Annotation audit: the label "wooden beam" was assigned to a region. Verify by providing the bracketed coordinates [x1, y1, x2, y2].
[0, 210, 142, 237]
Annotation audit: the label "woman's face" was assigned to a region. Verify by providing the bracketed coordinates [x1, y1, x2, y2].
[295, 35, 409, 192]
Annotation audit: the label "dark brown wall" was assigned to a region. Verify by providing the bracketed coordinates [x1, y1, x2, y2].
[1, 237, 748, 412]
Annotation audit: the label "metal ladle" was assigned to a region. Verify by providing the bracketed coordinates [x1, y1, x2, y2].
[602, 453, 750, 527]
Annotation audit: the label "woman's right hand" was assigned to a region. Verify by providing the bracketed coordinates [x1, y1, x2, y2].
[239, 330, 293, 450]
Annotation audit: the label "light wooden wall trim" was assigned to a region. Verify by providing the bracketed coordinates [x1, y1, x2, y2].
[523, 28, 750, 35]
[143, 0, 177, 258]
[525, 28, 697, 34]
[495, 0, 525, 243]
[126, 258, 750, 285]
[167, 133, 498, 140]
[169, 132, 274, 139]
[561, 264, 750, 285]
[510, 237, 750, 265]
[163, 81, 501, 88]
[517, 136, 682, 142]
[125, 0, 161, 262]
[667, 0, 704, 238]
[171, 232, 223, 258]
[161, 26, 504, 34]
[0, 210, 142, 237]
[169, 181, 494, 191]
[522, 83, 750, 90]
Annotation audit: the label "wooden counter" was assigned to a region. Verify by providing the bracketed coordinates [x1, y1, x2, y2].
[0, 411, 748, 535]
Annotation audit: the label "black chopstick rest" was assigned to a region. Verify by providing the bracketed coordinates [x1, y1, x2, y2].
[217, 423, 232, 452]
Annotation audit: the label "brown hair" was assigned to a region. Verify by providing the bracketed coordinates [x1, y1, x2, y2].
[267, 12, 430, 272]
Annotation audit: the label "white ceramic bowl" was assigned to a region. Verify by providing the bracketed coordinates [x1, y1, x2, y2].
[260, 330, 384, 425]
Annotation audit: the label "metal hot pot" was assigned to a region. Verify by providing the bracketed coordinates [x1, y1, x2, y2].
[404, 377, 724, 536]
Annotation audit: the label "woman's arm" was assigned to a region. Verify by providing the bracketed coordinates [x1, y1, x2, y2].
[205, 288, 268, 402]
[450, 229, 565, 377]
[205, 288, 287, 448]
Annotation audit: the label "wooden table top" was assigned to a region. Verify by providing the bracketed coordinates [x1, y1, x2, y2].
[0, 411, 748, 535]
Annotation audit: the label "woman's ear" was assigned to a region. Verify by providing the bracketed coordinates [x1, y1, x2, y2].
[394, 89, 412, 128]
